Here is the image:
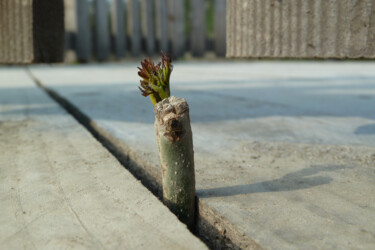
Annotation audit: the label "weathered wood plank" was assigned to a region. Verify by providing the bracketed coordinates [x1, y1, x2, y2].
[94, 0, 110, 61]
[227, 0, 375, 58]
[22, 0, 33, 62]
[156, 0, 169, 53]
[168, 0, 185, 58]
[0, 0, 64, 64]
[0, 1, 4, 62]
[130, 0, 142, 56]
[75, 0, 92, 61]
[190, 0, 206, 57]
[366, 0, 375, 57]
[111, 0, 126, 58]
[214, 0, 226, 56]
[348, 0, 373, 58]
[144, 0, 155, 56]
[64, 0, 77, 52]
[32, 0, 65, 62]
[8, 0, 15, 62]
[225, 0, 233, 57]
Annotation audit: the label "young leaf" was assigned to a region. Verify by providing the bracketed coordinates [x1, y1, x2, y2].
[138, 52, 173, 105]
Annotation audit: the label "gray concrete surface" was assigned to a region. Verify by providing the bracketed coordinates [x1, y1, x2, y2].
[28, 61, 375, 249]
[29, 61, 375, 249]
[227, 0, 375, 58]
[0, 69, 207, 249]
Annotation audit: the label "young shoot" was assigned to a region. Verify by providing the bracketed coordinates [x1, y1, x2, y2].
[138, 52, 173, 105]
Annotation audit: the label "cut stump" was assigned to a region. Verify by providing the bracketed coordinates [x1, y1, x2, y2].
[154, 96, 196, 231]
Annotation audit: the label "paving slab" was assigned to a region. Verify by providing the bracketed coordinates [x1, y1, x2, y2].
[0, 68, 207, 250]
[30, 61, 375, 249]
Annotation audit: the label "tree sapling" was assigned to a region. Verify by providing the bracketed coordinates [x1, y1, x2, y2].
[138, 53, 196, 231]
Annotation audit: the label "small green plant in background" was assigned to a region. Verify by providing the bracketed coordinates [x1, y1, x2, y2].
[138, 52, 173, 106]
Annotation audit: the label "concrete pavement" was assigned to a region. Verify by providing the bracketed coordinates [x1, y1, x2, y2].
[29, 61, 375, 249]
[0, 69, 207, 249]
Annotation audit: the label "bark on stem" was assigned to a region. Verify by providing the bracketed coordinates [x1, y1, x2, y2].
[154, 96, 195, 231]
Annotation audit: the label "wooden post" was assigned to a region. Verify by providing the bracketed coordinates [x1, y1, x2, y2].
[33, 0, 65, 62]
[0, 1, 4, 60]
[2, 0, 11, 62]
[8, 0, 15, 62]
[214, 0, 226, 57]
[0, 0, 3, 60]
[190, 0, 206, 57]
[168, 0, 185, 58]
[144, 0, 155, 56]
[75, 0, 91, 61]
[64, 0, 77, 51]
[156, 0, 169, 53]
[130, 0, 141, 56]
[94, 0, 110, 61]
[112, 0, 126, 58]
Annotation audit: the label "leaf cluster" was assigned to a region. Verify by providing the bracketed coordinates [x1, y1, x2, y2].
[138, 52, 173, 105]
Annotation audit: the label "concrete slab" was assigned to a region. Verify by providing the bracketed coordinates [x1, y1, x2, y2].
[0, 68, 207, 250]
[30, 61, 375, 249]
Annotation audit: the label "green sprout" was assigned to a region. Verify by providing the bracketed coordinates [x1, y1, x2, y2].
[138, 52, 173, 105]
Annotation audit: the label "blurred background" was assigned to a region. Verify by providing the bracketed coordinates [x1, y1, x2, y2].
[64, 0, 226, 63]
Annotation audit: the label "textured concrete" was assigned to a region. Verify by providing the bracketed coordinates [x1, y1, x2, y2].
[0, 69, 207, 249]
[227, 0, 375, 58]
[30, 61, 375, 249]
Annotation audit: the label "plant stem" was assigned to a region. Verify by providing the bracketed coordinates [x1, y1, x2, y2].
[154, 96, 196, 231]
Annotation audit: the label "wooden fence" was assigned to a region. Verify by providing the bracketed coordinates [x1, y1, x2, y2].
[64, 0, 226, 61]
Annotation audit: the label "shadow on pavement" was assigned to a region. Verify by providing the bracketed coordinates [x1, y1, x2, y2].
[197, 165, 350, 198]
[355, 124, 375, 134]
